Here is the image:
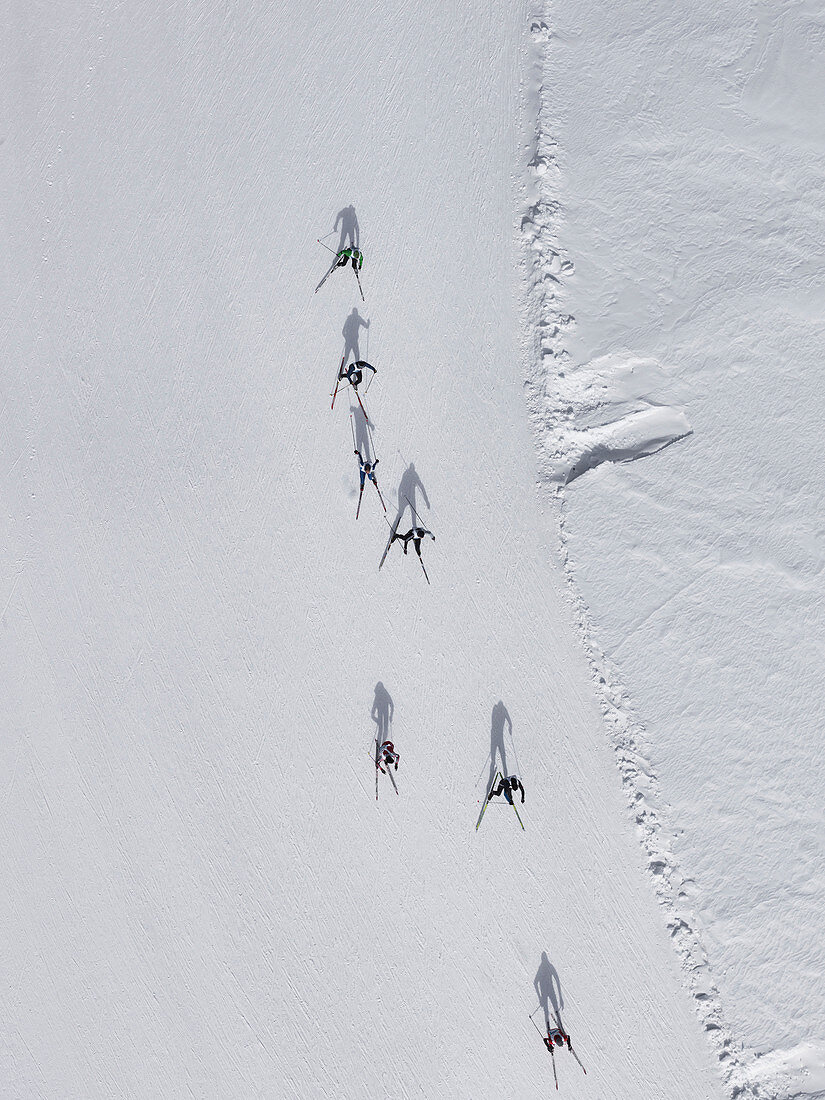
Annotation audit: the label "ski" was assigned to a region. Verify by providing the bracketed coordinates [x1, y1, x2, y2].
[475, 772, 500, 831]
[529, 1013, 558, 1091]
[354, 268, 365, 302]
[356, 482, 364, 519]
[315, 260, 338, 294]
[379, 513, 401, 570]
[418, 556, 430, 585]
[331, 356, 345, 410]
[373, 480, 387, 512]
[569, 1047, 586, 1076]
[511, 797, 525, 831]
[386, 766, 399, 795]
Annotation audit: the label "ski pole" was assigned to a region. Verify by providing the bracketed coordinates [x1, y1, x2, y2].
[569, 1046, 587, 1075]
[474, 754, 493, 787]
[315, 259, 338, 293]
[475, 772, 500, 831]
[510, 731, 524, 788]
[404, 494, 428, 528]
[353, 386, 369, 424]
[331, 356, 345, 410]
[529, 1015, 558, 1091]
[365, 413, 378, 456]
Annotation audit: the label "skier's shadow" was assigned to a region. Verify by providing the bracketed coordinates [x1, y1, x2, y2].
[335, 204, 360, 250]
[351, 405, 374, 464]
[371, 682, 394, 742]
[342, 307, 369, 365]
[390, 462, 430, 529]
[485, 699, 512, 793]
[534, 951, 565, 1031]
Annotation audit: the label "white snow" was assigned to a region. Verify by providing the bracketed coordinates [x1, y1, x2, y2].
[528, 2, 825, 1097]
[2, 1, 820, 1099]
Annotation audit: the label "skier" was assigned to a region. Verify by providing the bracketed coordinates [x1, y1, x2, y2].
[376, 740, 400, 773]
[391, 526, 435, 561]
[315, 245, 365, 299]
[336, 245, 364, 271]
[543, 1025, 572, 1054]
[338, 359, 376, 392]
[354, 448, 386, 517]
[355, 450, 379, 487]
[332, 359, 375, 419]
[487, 774, 525, 804]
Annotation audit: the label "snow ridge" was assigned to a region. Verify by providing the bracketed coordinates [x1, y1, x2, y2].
[520, 16, 785, 1100]
[521, 26, 691, 491]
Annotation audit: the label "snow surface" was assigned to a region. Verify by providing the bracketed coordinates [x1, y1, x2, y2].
[526, 3, 825, 1098]
[3, 1, 819, 1099]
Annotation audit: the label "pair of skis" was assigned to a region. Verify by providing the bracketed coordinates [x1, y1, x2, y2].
[379, 495, 430, 584]
[351, 414, 386, 519]
[475, 771, 525, 831]
[315, 240, 365, 301]
[528, 1011, 587, 1090]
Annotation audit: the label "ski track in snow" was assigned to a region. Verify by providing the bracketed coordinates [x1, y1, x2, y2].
[521, 16, 798, 1100]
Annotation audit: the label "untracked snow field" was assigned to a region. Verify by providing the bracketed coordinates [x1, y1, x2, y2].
[526, 3, 825, 1098]
[2, 2, 817, 1099]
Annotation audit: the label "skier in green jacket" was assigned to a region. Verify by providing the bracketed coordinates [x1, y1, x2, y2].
[315, 246, 365, 299]
[336, 245, 363, 271]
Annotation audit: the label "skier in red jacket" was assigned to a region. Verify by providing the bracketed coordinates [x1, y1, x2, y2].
[376, 741, 399, 774]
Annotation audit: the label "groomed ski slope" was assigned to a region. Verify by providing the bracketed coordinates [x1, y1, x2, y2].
[3, 3, 724, 1098]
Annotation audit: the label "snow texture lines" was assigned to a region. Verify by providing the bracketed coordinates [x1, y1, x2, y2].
[522, 16, 766, 1100]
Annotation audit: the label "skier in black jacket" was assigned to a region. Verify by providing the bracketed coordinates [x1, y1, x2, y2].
[487, 774, 525, 804]
[338, 359, 376, 391]
[391, 526, 435, 561]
